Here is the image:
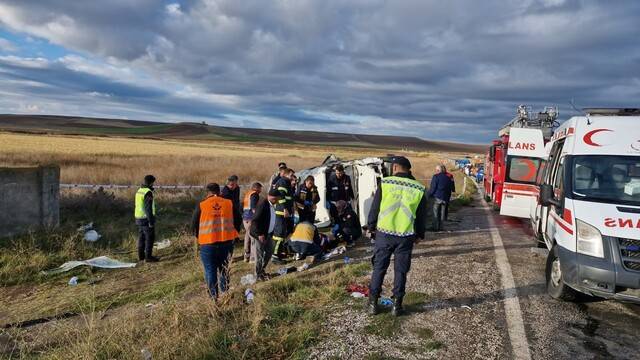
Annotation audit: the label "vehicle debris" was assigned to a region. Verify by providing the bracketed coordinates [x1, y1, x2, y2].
[42, 256, 137, 275]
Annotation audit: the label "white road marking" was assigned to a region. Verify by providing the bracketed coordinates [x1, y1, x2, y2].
[481, 199, 532, 360]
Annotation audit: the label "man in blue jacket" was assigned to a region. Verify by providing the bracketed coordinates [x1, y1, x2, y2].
[428, 165, 453, 232]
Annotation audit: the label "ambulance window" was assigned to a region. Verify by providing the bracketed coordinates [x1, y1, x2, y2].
[506, 157, 541, 184]
[535, 161, 547, 185]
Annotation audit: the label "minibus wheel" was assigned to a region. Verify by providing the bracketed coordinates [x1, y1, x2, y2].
[545, 244, 576, 301]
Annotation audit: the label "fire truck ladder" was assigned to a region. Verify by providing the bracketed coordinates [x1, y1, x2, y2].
[498, 105, 559, 140]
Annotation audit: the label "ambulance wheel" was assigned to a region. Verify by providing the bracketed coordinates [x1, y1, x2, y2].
[545, 244, 576, 301]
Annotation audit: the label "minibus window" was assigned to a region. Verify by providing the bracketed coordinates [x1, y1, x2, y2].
[572, 156, 640, 206]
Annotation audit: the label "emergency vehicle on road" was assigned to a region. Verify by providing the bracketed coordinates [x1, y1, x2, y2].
[484, 105, 557, 218]
[531, 108, 640, 302]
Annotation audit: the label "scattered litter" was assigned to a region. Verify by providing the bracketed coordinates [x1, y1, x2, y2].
[141, 348, 152, 360]
[42, 256, 137, 275]
[77, 222, 94, 232]
[365, 248, 373, 253]
[240, 274, 257, 286]
[245, 289, 255, 304]
[154, 239, 171, 250]
[277, 267, 287, 276]
[322, 246, 347, 260]
[351, 292, 366, 298]
[461, 305, 472, 311]
[68, 276, 78, 286]
[530, 247, 549, 256]
[379, 298, 393, 307]
[277, 266, 298, 276]
[297, 263, 310, 272]
[345, 284, 369, 297]
[84, 230, 101, 242]
[145, 303, 154, 308]
[343, 256, 352, 264]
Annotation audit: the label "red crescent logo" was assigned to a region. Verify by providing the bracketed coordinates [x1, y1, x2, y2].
[583, 129, 612, 147]
[522, 159, 537, 181]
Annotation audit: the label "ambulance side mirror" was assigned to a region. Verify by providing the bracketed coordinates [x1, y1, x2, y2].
[540, 184, 559, 207]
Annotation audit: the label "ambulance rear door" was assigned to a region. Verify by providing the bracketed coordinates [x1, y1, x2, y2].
[500, 128, 547, 218]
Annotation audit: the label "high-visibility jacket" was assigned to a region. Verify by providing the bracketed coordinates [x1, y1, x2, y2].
[134, 187, 156, 219]
[243, 190, 259, 212]
[290, 222, 315, 244]
[377, 176, 425, 237]
[198, 195, 239, 245]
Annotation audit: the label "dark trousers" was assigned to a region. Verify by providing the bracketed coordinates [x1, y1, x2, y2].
[369, 233, 415, 299]
[137, 225, 155, 260]
[433, 198, 447, 231]
[289, 241, 322, 259]
[199, 241, 234, 299]
[254, 234, 273, 278]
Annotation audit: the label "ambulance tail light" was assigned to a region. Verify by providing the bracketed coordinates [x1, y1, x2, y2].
[576, 219, 604, 258]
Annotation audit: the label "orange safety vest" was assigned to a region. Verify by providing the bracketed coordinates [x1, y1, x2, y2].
[243, 190, 259, 212]
[198, 195, 238, 245]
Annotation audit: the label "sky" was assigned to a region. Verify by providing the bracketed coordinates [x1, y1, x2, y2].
[0, 0, 639, 143]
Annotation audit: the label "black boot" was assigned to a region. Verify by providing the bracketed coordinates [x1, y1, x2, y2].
[368, 296, 380, 315]
[391, 297, 404, 316]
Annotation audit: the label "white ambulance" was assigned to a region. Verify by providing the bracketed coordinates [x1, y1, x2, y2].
[531, 108, 640, 302]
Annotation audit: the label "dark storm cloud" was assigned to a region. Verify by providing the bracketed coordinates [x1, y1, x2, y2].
[1, 0, 640, 142]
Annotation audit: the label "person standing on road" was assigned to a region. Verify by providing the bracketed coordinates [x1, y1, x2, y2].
[368, 157, 426, 316]
[191, 183, 239, 300]
[221, 175, 242, 233]
[242, 182, 263, 262]
[428, 165, 453, 232]
[134, 175, 159, 263]
[295, 175, 321, 223]
[327, 164, 355, 222]
[443, 165, 455, 221]
[251, 189, 280, 281]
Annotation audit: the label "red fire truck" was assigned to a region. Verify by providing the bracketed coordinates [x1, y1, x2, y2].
[484, 105, 558, 217]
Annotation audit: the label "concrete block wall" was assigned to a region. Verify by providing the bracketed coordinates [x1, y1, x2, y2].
[0, 166, 60, 238]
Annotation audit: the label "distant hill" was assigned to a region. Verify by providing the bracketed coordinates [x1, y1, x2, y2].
[0, 114, 485, 153]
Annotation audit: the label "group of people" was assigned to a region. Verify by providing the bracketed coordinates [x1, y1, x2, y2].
[133, 157, 455, 315]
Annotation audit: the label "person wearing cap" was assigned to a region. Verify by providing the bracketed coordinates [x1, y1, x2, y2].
[251, 189, 280, 280]
[327, 164, 355, 223]
[270, 162, 288, 190]
[368, 156, 426, 316]
[242, 182, 263, 262]
[221, 175, 243, 233]
[428, 165, 454, 231]
[333, 200, 362, 248]
[295, 175, 321, 223]
[191, 183, 239, 299]
[134, 174, 159, 262]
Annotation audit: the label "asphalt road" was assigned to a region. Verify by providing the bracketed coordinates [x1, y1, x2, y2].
[424, 193, 640, 359]
[311, 192, 640, 359]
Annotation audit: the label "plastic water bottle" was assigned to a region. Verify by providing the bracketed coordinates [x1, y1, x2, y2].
[245, 289, 255, 304]
[277, 267, 287, 276]
[141, 349, 152, 360]
[68, 276, 78, 286]
[343, 256, 351, 264]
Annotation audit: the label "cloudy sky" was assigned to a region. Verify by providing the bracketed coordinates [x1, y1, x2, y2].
[0, 0, 639, 143]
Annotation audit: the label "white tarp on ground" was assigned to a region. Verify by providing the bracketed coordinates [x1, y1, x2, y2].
[42, 256, 137, 275]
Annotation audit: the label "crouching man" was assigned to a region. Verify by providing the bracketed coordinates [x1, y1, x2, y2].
[289, 221, 323, 262]
[191, 183, 239, 300]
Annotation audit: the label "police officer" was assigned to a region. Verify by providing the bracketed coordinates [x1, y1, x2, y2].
[368, 157, 426, 316]
[134, 175, 159, 262]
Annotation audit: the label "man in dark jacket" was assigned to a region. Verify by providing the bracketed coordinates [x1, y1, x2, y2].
[333, 200, 362, 247]
[368, 157, 426, 316]
[251, 189, 280, 280]
[221, 175, 242, 233]
[428, 165, 453, 231]
[327, 164, 355, 222]
[274, 168, 295, 252]
[295, 175, 321, 223]
[134, 175, 159, 262]
[443, 166, 455, 221]
[270, 162, 288, 189]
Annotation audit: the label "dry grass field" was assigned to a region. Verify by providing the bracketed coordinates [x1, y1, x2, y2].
[0, 131, 477, 359]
